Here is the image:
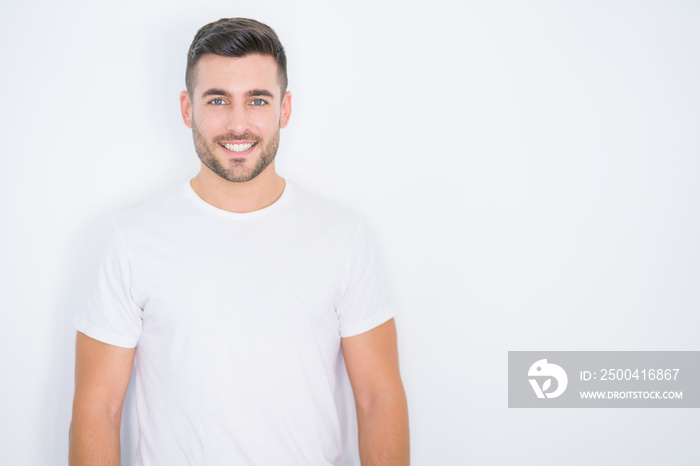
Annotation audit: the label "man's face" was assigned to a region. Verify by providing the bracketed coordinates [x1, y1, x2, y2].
[180, 53, 291, 183]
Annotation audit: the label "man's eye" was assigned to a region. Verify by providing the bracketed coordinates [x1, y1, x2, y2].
[251, 99, 266, 106]
[209, 98, 225, 105]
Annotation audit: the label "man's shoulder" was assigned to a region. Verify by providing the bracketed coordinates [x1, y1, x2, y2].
[111, 180, 187, 235]
[287, 180, 364, 229]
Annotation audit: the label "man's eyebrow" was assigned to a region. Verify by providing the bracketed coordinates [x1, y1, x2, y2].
[200, 88, 275, 99]
[245, 89, 274, 98]
[201, 88, 231, 98]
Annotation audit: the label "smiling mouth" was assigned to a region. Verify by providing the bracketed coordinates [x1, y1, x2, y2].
[220, 142, 256, 152]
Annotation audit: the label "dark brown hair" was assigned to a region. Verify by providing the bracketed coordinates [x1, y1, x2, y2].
[185, 18, 288, 95]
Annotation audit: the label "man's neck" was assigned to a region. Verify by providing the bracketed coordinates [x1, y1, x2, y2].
[190, 163, 286, 213]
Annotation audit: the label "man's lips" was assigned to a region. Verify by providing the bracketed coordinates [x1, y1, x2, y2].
[219, 141, 257, 156]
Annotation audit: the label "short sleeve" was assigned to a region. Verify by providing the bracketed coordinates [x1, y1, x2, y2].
[336, 218, 399, 337]
[73, 221, 143, 348]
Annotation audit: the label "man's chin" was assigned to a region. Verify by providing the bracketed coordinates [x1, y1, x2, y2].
[217, 160, 268, 184]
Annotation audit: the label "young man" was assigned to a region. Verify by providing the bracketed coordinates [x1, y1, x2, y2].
[69, 18, 409, 465]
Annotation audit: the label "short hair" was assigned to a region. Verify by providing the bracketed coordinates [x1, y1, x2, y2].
[185, 18, 288, 96]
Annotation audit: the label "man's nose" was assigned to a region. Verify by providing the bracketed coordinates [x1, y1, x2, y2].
[225, 103, 249, 135]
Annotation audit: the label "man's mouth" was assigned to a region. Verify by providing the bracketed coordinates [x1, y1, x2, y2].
[220, 142, 256, 153]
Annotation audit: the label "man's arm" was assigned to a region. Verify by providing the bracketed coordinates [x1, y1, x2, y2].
[69, 331, 135, 466]
[341, 318, 409, 466]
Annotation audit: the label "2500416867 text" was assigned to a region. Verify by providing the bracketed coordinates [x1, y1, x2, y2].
[579, 369, 680, 381]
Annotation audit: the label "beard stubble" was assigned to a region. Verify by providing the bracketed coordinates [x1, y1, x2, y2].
[192, 121, 280, 183]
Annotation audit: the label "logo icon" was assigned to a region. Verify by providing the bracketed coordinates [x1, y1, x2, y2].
[528, 359, 568, 399]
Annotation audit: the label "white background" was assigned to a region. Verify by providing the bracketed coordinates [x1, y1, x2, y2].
[1, 1, 699, 465]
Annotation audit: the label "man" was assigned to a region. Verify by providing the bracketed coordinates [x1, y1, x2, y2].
[69, 18, 409, 465]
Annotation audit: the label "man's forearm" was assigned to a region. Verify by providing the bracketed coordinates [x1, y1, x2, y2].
[356, 392, 410, 466]
[69, 410, 121, 466]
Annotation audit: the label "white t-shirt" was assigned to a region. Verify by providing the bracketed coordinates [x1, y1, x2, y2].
[74, 179, 398, 465]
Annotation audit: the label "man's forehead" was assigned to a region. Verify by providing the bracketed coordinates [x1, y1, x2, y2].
[193, 53, 282, 97]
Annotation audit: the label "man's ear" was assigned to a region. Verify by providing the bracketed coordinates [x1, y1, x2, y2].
[180, 90, 193, 128]
[280, 91, 292, 129]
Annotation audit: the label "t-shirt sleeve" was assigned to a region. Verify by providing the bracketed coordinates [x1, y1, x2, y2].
[73, 221, 143, 348]
[336, 218, 399, 338]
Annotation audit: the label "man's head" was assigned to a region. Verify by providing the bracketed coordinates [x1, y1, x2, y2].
[186, 18, 288, 97]
[181, 18, 291, 184]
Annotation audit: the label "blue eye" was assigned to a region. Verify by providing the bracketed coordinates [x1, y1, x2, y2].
[251, 99, 266, 106]
[209, 98, 225, 105]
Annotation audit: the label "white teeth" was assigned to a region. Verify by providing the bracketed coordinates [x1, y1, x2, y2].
[222, 142, 254, 152]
